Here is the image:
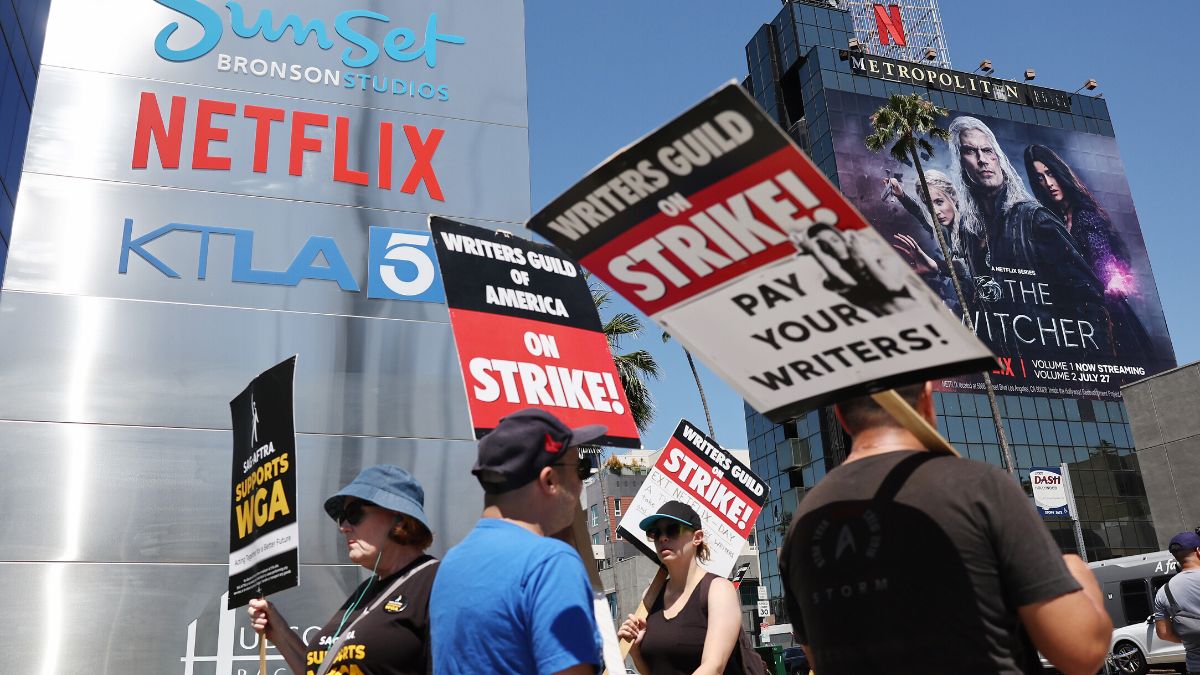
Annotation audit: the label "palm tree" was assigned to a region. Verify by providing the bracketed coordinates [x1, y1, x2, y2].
[590, 279, 660, 433]
[662, 331, 715, 439]
[864, 93, 1015, 475]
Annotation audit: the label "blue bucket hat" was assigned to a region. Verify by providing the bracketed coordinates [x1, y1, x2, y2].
[323, 465, 429, 532]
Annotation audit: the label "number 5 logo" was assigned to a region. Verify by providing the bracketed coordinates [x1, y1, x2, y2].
[366, 227, 446, 302]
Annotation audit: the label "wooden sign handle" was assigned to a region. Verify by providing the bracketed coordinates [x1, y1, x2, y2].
[870, 389, 959, 456]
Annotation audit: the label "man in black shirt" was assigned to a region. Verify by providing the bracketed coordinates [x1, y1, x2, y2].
[779, 382, 1110, 674]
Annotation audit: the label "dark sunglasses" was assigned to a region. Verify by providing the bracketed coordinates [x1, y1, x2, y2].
[336, 499, 375, 526]
[552, 457, 595, 481]
[645, 521, 688, 541]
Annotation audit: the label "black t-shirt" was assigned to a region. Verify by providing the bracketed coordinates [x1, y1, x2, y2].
[780, 451, 1079, 675]
[306, 555, 438, 675]
[638, 572, 745, 675]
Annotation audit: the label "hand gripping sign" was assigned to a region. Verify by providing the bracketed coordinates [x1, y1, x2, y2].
[228, 356, 299, 611]
[527, 83, 995, 423]
[430, 216, 640, 446]
[618, 420, 769, 578]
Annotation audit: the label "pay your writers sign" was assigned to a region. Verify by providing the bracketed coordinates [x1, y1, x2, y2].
[527, 83, 994, 423]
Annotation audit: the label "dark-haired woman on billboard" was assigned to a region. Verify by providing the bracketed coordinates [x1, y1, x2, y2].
[1024, 144, 1133, 297]
[1025, 144, 1152, 354]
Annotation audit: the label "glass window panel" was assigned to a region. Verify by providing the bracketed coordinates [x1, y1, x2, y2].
[1063, 398, 1081, 421]
[1049, 399, 1066, 419]
[980, 419, 998, 444]
[1020, 397, 1038, 419]
[1035, 398, 1052, 419]
[1084, 423, 1100, 448]
[1094, 402, 1110, 422]
[1068, 422, 1086, 446]
[1015, 445, 1033, 467]
[945, 417, 966, 443]
[943, 394, 961, 415]
[1043, 446, 1061, 466]
[1040, 420, 1058, 445]
[1007, 419, 1027, 444]
[964, 417, 982, 443]
[1024, 419, 1043, 445]
[984, 444, 1002, 467]
[1029, 445, 1047, 466]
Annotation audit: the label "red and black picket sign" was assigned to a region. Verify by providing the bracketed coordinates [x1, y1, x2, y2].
[430, 216, 640, 447]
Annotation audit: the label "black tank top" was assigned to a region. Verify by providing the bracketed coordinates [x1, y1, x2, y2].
[638, 572, 743, 675]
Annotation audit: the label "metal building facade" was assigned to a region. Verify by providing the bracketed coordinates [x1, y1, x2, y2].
[0, 1, 528, 670]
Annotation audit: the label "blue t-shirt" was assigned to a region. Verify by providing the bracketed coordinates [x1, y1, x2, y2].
[430, 519, 602, 675]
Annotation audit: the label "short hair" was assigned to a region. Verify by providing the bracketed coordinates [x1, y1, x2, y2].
[389, 513, 434, 550]
[836, 383, 927, 435]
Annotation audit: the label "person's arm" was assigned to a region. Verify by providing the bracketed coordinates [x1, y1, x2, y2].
[616, 612, 650, 675]
[247, 598, 308, 675]
[692, 578, 741, 675]
[1152, 586, 1180, 643]
[1156, 619, 1182, 643]
[1017, 554, 1111, 675]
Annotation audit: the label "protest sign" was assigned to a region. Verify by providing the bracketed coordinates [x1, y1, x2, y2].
[430, 216, 640, 446]
[228, 356, 299, 610]
[527, 83, 995, 422]
[617, 420, 768, 577]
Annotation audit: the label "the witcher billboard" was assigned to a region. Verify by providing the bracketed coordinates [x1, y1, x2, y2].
[829, 90, 1175, 400]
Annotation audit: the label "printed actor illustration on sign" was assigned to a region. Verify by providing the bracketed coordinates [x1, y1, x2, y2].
[430, 217, 640, 446]
[528, 83, 995, 422]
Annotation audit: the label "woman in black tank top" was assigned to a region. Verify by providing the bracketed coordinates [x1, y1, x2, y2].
[616, 501, 750, 675]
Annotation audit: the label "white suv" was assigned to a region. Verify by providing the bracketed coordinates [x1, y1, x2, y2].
[1105, 616, 1185, 674]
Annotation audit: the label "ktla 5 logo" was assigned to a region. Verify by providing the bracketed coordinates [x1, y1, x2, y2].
[120, 218, 445, 303]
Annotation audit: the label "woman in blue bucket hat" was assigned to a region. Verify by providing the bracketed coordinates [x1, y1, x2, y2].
[248, 465, 439, 675]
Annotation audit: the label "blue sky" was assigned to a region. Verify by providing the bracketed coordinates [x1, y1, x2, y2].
[526, 1, 1200, 453]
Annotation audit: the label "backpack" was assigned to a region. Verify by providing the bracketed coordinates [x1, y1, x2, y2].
[1163, 577, 1200, 643]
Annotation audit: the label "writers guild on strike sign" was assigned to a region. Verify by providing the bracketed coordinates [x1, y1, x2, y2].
[618, 420, 768, 578]
[430, 217, 640, 447]
[528, 84, 994, 423]
[228, 357, 299, 609]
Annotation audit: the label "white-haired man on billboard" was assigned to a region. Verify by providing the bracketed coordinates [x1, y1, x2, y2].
[946, 116, 1111, 354]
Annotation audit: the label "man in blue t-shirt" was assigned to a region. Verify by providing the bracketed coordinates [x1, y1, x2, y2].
[431, 408, 604, 675]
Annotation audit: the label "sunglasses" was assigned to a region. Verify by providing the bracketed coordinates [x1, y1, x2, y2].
[336, 499, 375, 526]
[552, 457, 595, 481]
[645, 521, 690, 542]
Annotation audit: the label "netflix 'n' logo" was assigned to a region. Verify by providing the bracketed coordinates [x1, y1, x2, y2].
[872, 4, 907, 46]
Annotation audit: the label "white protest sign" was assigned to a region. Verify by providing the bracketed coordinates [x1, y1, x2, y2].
[528, 83, 994, 422]
[617, 420, 768, 577]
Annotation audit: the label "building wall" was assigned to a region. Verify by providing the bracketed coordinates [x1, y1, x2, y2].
[1124, 362, 1200, 545]
[0, 0, 51, 281]
[0, 1, 528, 669]
[743, 0, 1165, 627]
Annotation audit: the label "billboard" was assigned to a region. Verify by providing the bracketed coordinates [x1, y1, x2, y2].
[829, 90, 1176, 400]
